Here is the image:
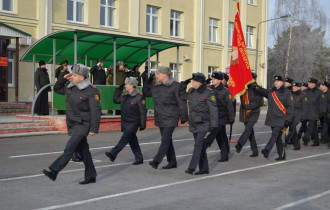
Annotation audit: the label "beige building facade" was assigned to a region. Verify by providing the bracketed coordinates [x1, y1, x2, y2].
[0, 0, 268, 102]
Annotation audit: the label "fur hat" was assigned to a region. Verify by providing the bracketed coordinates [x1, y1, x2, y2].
[301, 82, 308, 87]
[274, 75, 284, 81]
[308, 77, 318, 84]
[192, 72, 206, 83]
[156, 66, 171, 75]
[211, 71, 224, 80]
[321, 81, 330, 88]
[72, 64, 89, 78]
[285, 77, 294, 84]
[124, 77, 138, 87]
[292, 81, 302, 87]
[223, 73, 229, 82]
[39, 60, 46, 66]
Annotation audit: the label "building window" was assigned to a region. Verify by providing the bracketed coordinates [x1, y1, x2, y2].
[7, 48, 14, 87]
[228, 22, 234, 46]
[170, 10, 182, 38]
[146, 5, 158, 34]
[100, 0, 116, 27]
[247, 0, 254, 5]
[67, 0, 85, 23]
[169, 63, 181, 80]
[208, 66, 218, 78]
[0, 0, 13, 12]
[209, 18, 218, 43]
[246, 26, 254, 48]
[145, 61, 157, 73]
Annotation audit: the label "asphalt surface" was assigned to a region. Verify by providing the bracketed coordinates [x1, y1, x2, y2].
[1, 111, 330, 210]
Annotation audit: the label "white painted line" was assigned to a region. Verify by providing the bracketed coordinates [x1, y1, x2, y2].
[272, 190, 330, 210]
[35, 152, 330, 210]
[0, 143, 266, 182]
[9, 131, 271, 159]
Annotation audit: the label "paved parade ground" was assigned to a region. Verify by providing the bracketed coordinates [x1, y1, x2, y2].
[1, 112, 330, 210]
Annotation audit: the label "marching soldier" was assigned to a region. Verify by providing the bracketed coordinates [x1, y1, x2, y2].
[105, 77, 146, 165]
[183, 73, 218, 175]
[43, 64, 101, 184]
[297, 82, 308, 140]
[235, 72, 263, 157]
[284, 81, 304, 150]
[254, 75, 293, 161]
[301, 77, 324, 146]
[320, 81, 330, 144]
[202, 71, 235, 162]
[143, 66, 188, 169]
[323, 81, 330, 148]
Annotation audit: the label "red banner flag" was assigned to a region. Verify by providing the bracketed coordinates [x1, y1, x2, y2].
[228, 3, 253, 98]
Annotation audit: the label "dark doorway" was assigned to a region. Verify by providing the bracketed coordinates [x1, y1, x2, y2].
[0, 38, 9, 102]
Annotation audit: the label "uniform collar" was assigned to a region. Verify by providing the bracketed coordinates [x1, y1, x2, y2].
[155, 77, 174, 86]
[67, 78, 91, 90]
[272, 85, 286, 93]
[122, 88, 139, 96]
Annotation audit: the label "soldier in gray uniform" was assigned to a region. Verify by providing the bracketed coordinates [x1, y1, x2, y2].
[143, 66, 188, 169]
[105, 77, 146, 165]
[285, 82, 305, 150]
[183, 73, 218, 175]
[43, 64, 101, 184]
[301, 77, 324, 146]
[201, 71, 235, 162]
[235, 72, 263, 157]
[320, 81, 330, 144]
[254, 75, 293, 161]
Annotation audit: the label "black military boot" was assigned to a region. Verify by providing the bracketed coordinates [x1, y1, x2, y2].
[185, 169, 194, 174]
[79, 177, 96, 185]
[195, 170, 209, 175]
[218, 157, 228, 162]
[149, 161, 159, 169]
[132, 160, 143, 165]
[302, 136, 309, 146]
[261, 149, 269, 158]
[105, 151, 115, 162]
[162, 162, 177, 169]
[235, 143, 242, 153]
[43, 169, 57, 181]
[311, 142, 319, 147]
[250, 151, 258, 157]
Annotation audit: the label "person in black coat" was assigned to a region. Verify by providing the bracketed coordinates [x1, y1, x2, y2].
[143, 66, 188, 170]
[235, 72, 263, 157]
[43, 64, 101, 185]
[254, 75, 293, 161]
[201, 71, 235, 162]
[319, 81, 329, 144]
[182, 73, 218, 175]
[105, 77, 147, 165]
[301, 77, 324, 146]
[34, 60, 51, 115]
[90, 59, 106, 85]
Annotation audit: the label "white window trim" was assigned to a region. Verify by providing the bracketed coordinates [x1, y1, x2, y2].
[67, 0, 85, 24]
[246, 26, 254, 48]
[247, 0, 254, 5]
[0, 0, 13, 13]
[146, 5, 159, 35]
[228, 22, 234, 46]
[100, 0, 116, 28]
[170, 10, 182, 38]
[209, 18, 219, 43]
[208, 66, 218, 78]
[170, 63, 181, 81]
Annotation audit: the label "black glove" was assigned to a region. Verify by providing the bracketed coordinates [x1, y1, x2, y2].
[206, 78, 211, 84]
[140, 127, 145, 131]
[284, 120, 291, 127]
[118, 83, 125, 90]
[210, 127, 218, 132]
[183, 78, 192, 85]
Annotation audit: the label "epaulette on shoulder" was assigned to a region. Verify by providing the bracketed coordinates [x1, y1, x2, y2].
[137, 92, 142, 95]
[89, 84, 96, 88]
[173, 81, 179, 84]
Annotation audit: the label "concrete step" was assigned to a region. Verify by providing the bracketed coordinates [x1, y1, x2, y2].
[0, 121, 49, 129]
[0, 126, 56, 134]
[0, 131, 66, 139]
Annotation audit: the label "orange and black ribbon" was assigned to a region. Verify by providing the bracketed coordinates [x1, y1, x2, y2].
[271, 91, 287, 115]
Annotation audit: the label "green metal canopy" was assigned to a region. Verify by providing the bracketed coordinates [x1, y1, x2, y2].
[20, 29, 189, 68]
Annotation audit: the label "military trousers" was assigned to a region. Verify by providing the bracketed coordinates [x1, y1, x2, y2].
[188, 132, 207, 171]
[265, 126, 285, 158]
[285, 121, 300, 149]
[110, 131, 143, 162]
[50, 135, 96, 180]
[298, 120, 307, 137]
[203, 125, 228, 160]
[304, 120, 319, 144]
[153, 127, 177, 164]
[237, 121, 258, 154]
[320, 116, 329, 143]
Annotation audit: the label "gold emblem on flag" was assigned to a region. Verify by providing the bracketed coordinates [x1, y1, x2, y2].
[231, 47, 239, 65]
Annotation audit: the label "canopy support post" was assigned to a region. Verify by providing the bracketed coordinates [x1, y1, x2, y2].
[52, 39, 56, 116]
[113, 37, 117, 85]
[176, 46, 180, 81]
[156, 51, 159, 69]
[74, 32, 77, 64]
[32, 54, 36, 101]
[147, 41, 151, 77]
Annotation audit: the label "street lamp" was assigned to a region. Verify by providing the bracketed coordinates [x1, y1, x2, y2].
[254, 14, 291, 73]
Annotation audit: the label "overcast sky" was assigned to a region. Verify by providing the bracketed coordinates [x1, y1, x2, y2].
[268, 0, 330, 46]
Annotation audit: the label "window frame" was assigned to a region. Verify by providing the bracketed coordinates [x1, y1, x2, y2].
[0, 0, 13, 13]
[170, 10, 182, 38]
[247, 0, 254, 5]
[246, 25, 254, 48]
[228, 22, 234, 46]
[100, 0, 116, 28]
[67, 0, 85, 23]
[207, 66, 218, 78]
[209, 18, 219, 43]
[169, 63, 181, 81]
[7, 45, 15, 88]
[146, 5, 159, 35]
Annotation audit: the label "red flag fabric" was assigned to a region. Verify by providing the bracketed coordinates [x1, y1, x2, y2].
[228, 2, 253, 99]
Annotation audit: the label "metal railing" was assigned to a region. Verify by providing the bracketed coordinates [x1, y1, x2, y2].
[31, 83, 55, 121]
